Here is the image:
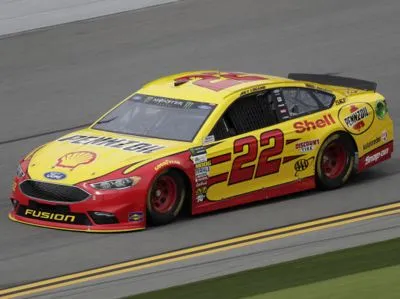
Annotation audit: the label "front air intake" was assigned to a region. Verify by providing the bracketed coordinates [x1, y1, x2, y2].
[20, 180, 90, 203]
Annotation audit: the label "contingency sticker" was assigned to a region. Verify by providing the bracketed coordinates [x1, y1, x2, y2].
[190, 146, 210, 190]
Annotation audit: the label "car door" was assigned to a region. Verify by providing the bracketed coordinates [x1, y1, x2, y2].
[202, 90, 290, 203]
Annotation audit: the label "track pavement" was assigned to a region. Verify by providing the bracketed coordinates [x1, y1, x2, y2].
[0, 0, 399, 295]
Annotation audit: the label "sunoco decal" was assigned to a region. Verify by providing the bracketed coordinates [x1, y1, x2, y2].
[338, 103, 374, 135]
[58, 135, 165, 153]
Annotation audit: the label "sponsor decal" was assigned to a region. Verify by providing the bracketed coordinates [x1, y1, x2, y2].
[359, 142, 393, 170]
[344, 106, 369, 129]
[55, 151, 97, 170]
[191, 153, 207, 164]
[338, 103, 374, 135]
[381, 130, 388, 142]
[195, 161, 211, 168]
[294, 114, 336, 133]
[44, 171, 66, 180]
[134, 93, 215, 110]
[294, 157, 314, 176]
[203, 135, 215, 144]
[195, 167, 210, 178]
[190, 146, 210, 183]
[24, 209, 76, 223]
[335, 98, 346, 105]
[365, 148, 389, 165]
[128, 212, 143, 222]
[196, 186, 208, 202]
[195, 178, 208, 188]
[154, 160, 181, 171]
[58, 135, 165, 154]
[363, 136, 381, 151]
[295, 139, 320, 152]
[190, 146, 206, 156]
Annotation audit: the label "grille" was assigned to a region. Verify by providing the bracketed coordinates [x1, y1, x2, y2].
[20, 180, 90, 203]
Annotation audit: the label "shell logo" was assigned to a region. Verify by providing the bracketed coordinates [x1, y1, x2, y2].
[338, 102, 375, 135]
[55, 151, 97, 169]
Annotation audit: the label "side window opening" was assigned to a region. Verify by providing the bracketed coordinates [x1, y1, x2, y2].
[210, 92, 278, 141]
[279, 88, 334, 119]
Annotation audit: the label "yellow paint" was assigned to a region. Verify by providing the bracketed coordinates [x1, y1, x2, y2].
[2, 202, 400, 298]
[22, 71, 393, 201]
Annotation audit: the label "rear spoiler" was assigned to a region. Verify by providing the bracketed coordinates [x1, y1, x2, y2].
[288, 73, 377, 91]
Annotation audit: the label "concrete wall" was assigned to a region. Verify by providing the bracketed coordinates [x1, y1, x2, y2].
[0, 0, 177, 37]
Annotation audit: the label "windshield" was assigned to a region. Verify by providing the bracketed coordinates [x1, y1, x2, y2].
[92, 94, 216, 142]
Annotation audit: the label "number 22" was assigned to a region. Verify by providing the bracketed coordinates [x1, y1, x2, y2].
[228, 129, 284, 185]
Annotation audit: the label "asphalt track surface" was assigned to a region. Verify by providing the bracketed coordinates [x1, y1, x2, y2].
[0, 0, 399, 296]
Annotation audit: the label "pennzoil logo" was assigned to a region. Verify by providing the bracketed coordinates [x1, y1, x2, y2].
[56, 151, 97, 169]
[338, 103, 374, 135]
[344, 106, 369, 130]
[25, 209, 76, 223]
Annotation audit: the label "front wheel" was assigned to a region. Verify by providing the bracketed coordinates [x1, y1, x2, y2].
[316, 133, 355, 190]
[147, 170, 186, 225]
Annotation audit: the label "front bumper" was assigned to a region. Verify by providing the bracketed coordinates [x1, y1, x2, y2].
[9, 179, 147, 233]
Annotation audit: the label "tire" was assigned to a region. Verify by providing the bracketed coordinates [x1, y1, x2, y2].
[316, 133, 355, 190]
[147, 169, 186, 225]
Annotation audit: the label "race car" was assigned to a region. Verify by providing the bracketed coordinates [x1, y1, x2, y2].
[9, 71, 394, 232]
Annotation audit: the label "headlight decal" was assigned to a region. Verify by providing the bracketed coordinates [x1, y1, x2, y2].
[90, 177, 141, 190]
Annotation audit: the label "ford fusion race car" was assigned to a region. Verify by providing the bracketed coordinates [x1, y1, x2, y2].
[9, 71, 394, 232]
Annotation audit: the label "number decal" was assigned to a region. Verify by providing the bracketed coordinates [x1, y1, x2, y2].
[255, 129, 284, 178]
[209, 129, 285, 188]
[228, 136, 258, 185]
[174, 72, 266, 92]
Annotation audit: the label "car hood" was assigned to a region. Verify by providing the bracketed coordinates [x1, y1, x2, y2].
[26, 128, 190, 185]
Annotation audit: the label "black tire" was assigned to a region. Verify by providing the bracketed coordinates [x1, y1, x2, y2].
[316, 133, 355, 190]
[147, 169, 186, 225]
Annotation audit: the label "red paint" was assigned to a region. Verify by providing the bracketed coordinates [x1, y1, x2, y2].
[358, 141, 393, 171]
[174, 72, 266, 92]
[228, 136, 258, 184]
[210, 153, 231, 165]
[193, 176, 315, 215]
[255, 129, 284, 178]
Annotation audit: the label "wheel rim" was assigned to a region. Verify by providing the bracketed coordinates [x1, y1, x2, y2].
[150, 176, 177, 214]
[322, 142, 348, 179]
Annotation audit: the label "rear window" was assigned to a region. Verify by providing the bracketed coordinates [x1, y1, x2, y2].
[93, 94, 216, 142]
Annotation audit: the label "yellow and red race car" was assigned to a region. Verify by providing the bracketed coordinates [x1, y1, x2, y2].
[9, 71, 394, 232]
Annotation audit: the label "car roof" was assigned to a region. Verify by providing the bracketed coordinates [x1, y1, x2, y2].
[136, 70, 293, 104]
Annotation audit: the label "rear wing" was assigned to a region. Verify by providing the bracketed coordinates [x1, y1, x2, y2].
[288, 73, 377, 91]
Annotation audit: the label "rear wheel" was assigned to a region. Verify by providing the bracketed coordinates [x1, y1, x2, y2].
[147, 170, 186, 225]
[316, 133, 355, 190]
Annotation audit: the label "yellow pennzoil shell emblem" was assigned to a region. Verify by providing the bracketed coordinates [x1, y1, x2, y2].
[55, 151, 97, 169]
[338, 102, 375, 135]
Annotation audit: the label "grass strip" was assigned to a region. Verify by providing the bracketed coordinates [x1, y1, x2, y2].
[248, 264, 400, 299]
[125, 237, 400, 299]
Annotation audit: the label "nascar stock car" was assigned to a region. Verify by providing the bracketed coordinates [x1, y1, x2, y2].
[9, 71, 394, 232]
